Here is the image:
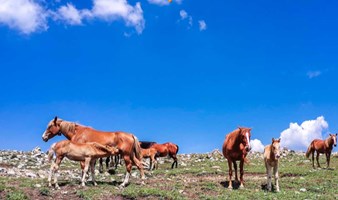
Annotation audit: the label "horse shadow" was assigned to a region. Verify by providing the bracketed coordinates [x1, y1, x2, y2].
[261, 183, 278, 192]
[220, 181, 241, 190]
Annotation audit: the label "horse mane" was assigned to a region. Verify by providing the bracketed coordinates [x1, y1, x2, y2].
[59, 120, 77, 134]
[140, 141, 157, 149]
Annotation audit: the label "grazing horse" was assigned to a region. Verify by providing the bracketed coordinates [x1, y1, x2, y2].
[306, 133, 337, 169]
[264, 138, 281, 192]
[222, 127, 252, 189]
[140, 147, 158, 170]
[42, 117, 145, 187]
[149, 142, 179, 169]
[47, 140, 119, 188]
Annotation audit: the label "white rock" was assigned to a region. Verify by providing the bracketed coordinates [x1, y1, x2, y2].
[300, 188, 307, 192]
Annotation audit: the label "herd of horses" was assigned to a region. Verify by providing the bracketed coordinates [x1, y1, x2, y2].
[42, 117, 337, 192]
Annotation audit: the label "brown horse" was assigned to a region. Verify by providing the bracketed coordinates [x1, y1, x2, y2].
[264, 138, 281, 192]
[42, 117, 145, 187]
[306, 133, 337, 169]
[142, 142, 179, 169]
[47, 140, 119, 188]
[222, 127, 252, 189]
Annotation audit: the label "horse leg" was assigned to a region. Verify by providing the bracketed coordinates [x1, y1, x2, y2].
[227, 159, 233, 189]
[48, 159, 57, 188]
[316, 152, 321, 168]
[326, 152, 331, 168]
[99, 158, 104, 173]
[82, 158, 90, 187]
[239, 160, 244, 188]
[233, 161, 238, 183]
[311, 151, 315, 168]
[90, 159, 97, 186]
[171, 154, 178, 169]
[266, 165, 272, 192]
[273, 165, 280, 192]
[53, 156, 63, 189]
[120, 155, 132, 188]
[106, 156, 110, 170]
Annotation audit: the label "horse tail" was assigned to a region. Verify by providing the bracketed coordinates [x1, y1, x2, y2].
[305, 141, 314, 159]
[132, 135, 142, 161]
[175, 144, 179, 154]
[47, 143, 56, 162]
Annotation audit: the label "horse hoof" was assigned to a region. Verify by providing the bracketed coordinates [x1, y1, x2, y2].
[239, 184, 244, 189]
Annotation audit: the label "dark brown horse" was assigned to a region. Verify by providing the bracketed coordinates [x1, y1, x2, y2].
[222, 127, 252, 189]
[42, 117, 144, 187]
[306, 133, 337, 169]
[151, 142, 179, 169]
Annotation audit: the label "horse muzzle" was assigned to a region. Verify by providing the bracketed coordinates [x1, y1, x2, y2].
[245, 146, 251, 152]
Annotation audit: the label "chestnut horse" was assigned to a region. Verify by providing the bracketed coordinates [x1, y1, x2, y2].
[150, 142, 179, 169]
[47, 140, 119, 188]
[42, 117, 145, 187]
[306, 133, 337, 169]
[264, 138, 281, 192]
[222, 127, 251, 189]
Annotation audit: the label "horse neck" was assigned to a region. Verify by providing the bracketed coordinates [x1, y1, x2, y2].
[269, 145, 276, 161]
[59, 121, 78, 140]
[325, 137, 333, 149]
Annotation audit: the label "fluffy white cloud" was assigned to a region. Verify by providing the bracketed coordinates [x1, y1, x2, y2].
[250, 139, 265, 153]
[0, 0, 48, 34]
[198, 20, 206, 31]
[0, 0, 144, 34]
[280, 116, 328, 151]
[92, 0, 145, 34]
[307, 70, 321, 79]
[56, 3, 86, 25]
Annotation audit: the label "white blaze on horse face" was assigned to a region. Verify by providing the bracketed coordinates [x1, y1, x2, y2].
[246, 132, 250, 149]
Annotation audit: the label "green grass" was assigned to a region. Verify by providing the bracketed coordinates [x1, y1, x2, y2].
[0, 153, 337, 199]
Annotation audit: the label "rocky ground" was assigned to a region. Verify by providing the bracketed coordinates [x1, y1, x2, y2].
[0, 147, 337, 199]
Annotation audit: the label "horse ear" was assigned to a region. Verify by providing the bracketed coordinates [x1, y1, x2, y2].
[272, 138, 275, 143]
[277, 138, 281, 142]
[53, 116, 58, 125]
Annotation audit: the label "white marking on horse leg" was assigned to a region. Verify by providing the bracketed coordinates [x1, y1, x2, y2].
[246, 132, 250, 149]
[82, 159, 90, 187]
[48, 163, 54, 187]
[120, 172, 130, 188]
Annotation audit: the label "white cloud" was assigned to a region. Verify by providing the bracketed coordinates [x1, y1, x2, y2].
[56, 3, 85, 25]
[92, 0, 145, 34]
[148, 0, 182, 6]
[250, 139, 265, 153]
[148, 0, 170, 6]
[307, 70, 321, 79]
[198, 20, 206, 31]
[0, 0, 48, 34]
[280, 116, 328, 151]
[179, 9, 192, 28]
[179, 10, 188, 20]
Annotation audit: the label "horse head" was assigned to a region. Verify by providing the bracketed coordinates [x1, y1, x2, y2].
[271, 138, 281, 159]
[239, 127, 252, 152]
[42, 116, 62, 142]
[330, 133, 337, 147]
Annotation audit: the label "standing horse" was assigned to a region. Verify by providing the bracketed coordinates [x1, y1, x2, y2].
[47, 140, 119, 188]
[42, 117, 145, 187]
[222, 127, 252, 189]
[149, 142, 179, 169]
[140, 147, 158, 170]
[264, 138, 281, 192]
[306, 133, 337, 169]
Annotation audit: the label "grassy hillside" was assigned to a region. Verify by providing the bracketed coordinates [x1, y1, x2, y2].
[0, 150, 337, 199]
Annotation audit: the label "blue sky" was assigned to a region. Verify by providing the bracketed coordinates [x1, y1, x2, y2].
[0, 0, 337, 153]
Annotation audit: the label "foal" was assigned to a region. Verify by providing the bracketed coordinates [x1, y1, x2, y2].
[140, 147, 158, 170]
[264, 138, 281, 192]
[47, 140, 119, 189]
